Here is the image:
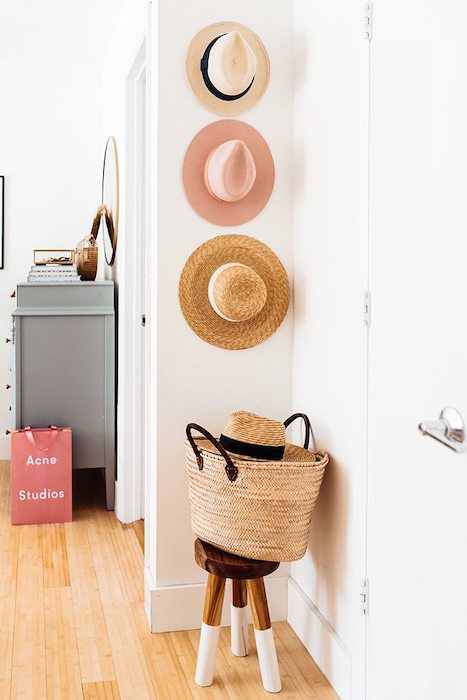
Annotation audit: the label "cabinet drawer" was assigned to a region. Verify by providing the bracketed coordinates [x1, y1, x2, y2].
[16, 282, 114, 313]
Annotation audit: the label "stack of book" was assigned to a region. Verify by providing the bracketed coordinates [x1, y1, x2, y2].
[27, 264, 81, 283]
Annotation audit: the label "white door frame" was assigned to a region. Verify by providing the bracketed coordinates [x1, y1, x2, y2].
[144, 0, 158, 618]
[116, 1, 158, 625]
[115, 37, 148, 524]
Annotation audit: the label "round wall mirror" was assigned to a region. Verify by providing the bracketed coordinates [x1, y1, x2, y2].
[101, 136, 119, 266]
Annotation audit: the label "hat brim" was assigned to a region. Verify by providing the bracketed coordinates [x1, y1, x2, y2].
[179, 234, 289, 350]
[183, 120, 274, 226]
[186, 22, 270, 116]
[191, 437, 322, 466]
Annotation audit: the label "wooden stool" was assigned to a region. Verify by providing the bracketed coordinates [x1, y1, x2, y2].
[194, 538, 282, 693]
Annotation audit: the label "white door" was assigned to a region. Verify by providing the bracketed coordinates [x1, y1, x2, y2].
[368, 1, 467, 697]
[117, 39, 149, 524]
[137, 64, 148, 519]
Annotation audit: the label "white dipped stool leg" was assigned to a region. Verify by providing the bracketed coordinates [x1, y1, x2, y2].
[247, 577, 282, 693]
[231, 604, 249, 656]
[195, 574, 226, 687]
[195, 622, 221, 686]
[231, 579, 248, 657]
[253, 627, 281, 693]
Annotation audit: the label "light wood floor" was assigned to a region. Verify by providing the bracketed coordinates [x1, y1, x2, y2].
[0, 461, 338, 699]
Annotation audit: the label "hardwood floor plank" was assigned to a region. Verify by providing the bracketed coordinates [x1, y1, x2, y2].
[188, 627, 266, 700]
[41, 523, 71, 588]
[0, 525, 20, 596]
[132, 601, 194, 700]
[11, 524, 47, 699]
[132, 520, 144, 554]
[0, 463, 19, 699]
[103, 511, 144, 604]
[44, 586, 83, 699]
[86, 508, 156, 699]
[216, 627, 278, 700]
[277, 623, 339, 699]
[82, 680, 121, 699]
[272, 623, 321, 699]
[0, 591, 16, 698]
[170, 630, 231, 700]
[65, 520, 117, 684]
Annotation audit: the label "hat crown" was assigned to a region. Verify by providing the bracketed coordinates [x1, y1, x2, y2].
[204, 139, 256, 203]
[207, 31, 257, 96]
[220, 411, 286, 460]
[224, 412, 285, 447]
[212, 265, 267, 322]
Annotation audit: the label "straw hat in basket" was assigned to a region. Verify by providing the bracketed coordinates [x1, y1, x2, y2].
[186, 22, 270, 116]
[178, 234, 289, 350]
[185, 412, 329, 562]
[183, 119, 274, 226]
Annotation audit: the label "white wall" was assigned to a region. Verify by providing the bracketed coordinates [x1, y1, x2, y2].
[290, 2, 369, 697]
[100, 0, 147, 285]
[150, 0, 294, 628]
[0, 0, 119, 458]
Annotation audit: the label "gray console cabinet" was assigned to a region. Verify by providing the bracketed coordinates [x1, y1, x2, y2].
[12, 281, 116, 510]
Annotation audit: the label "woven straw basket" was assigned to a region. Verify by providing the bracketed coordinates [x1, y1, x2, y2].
[186, 415, 329, 562]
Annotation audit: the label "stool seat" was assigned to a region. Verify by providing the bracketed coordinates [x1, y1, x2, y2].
[194, 538, 280, 580]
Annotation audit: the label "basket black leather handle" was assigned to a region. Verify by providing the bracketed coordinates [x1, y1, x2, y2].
[284, 413, 314, 450]
[186, 423, 238, 482]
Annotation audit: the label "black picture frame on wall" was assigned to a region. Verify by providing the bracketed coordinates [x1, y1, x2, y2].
[0, 176, 4, 269]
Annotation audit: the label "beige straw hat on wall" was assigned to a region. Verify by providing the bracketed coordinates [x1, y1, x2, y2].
[179, 234, 289, 350]
[186, 22, 270, 116]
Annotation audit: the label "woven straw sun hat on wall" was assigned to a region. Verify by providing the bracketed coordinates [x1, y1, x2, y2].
[179, 234, 289, 350]
[183, 119, 275, 227]
[186, 22, 270, 116]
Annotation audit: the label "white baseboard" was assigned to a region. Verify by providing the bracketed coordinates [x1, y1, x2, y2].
[0, 435, 10, 460]
[144, 566, 157, 626]
[149, 576, 288, 633]
[287, 577, 351, 700]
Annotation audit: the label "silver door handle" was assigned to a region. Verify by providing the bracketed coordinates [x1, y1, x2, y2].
[419, 406, 466, 453]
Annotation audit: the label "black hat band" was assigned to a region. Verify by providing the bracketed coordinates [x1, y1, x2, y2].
[200, 34, 255, 102]
[220, 434, 285, 460]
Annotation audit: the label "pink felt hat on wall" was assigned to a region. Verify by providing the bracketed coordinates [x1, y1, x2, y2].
[183, 119, 275, 226]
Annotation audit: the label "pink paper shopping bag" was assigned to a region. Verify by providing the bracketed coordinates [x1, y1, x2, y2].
[10, 426, 72, 525]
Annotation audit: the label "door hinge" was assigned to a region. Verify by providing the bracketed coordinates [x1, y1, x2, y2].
[363, 291, 371, 327]
[364, 3, 373, 40]
[142, 314, 146, 327]
[360, 578, 369, 615]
